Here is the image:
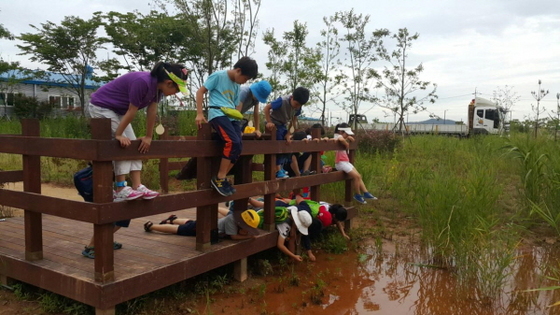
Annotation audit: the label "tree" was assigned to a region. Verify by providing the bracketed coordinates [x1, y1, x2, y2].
[161, 0, 261, 90]
[102, 11, 194, 72]
[375, 28, 437, 133]
[17, 15, 107, 115]
[335, 10, 388, 129]
[492, 85, 519, 123]
[263, 21, 322, 99]
[315, 15, 345, 126]
[530, 79, 549, 138]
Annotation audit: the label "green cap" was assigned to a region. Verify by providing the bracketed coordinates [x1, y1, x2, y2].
[165, 69, 188, 95]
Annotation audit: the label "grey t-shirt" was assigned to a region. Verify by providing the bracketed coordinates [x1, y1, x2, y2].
[238, 85, 259, 114]
[270, 95, 301, 126]
[218, 213, 238, 236]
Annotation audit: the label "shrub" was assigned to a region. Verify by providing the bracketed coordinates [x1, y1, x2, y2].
[356, 129, 401, 154]
[13, 94, 55, 119]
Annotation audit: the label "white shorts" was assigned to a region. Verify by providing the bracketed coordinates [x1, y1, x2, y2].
[335, 161, 354, 173]
[87, 103, 142, 175]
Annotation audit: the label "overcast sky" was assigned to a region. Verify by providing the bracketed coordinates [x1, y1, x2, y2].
[1, 0, 560, 123]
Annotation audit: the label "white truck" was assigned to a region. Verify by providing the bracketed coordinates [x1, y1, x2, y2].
[354, 97, 508, 137]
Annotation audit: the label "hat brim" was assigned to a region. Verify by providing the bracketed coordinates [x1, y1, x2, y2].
[339, 127, 354, 135]
[250, 85, 268, 103]
[290, 206, 308, 235]
[177, 84, 188, 95]
[233, 210, 259, 235]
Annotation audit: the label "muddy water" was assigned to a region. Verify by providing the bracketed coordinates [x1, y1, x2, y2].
[196, 240, 560, 315]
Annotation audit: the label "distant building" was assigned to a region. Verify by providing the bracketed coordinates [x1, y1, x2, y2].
[0, 70, 100, 118]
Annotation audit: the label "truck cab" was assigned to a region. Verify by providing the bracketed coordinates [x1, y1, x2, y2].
[468, 97, 506, 135]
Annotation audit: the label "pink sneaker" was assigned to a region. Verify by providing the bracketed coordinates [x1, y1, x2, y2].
[135, 184, 159, 200]
[115, 186, 144, 201]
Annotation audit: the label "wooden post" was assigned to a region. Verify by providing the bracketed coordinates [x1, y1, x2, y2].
[233, 257, 248, 282]
[262, 126, 276, 232]
[95, 308, 116, 315]
[158, 130, 170, 194]
[309, 127, 322, 201]
[22, 119, 42, 261]
[345, 144, 356, 231]
[196, 124, 216, 251]
[90, 118, 116, 283]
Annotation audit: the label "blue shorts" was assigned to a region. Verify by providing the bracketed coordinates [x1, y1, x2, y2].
[177, 220, 197, 236]
[275, 124, 290, 166]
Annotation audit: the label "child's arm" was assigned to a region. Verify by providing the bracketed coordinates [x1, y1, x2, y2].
[337, 137, 350, 150]
[277, 235, 303, 262]
[137, 102, 157, 153]
[230, 233, 256, 240]
[114, 104, 138, 147]
[264, 103, 274, 131]
[253, 105, 262, 137]
[336, 221, 351, 240]
[195, 86, 209, 129]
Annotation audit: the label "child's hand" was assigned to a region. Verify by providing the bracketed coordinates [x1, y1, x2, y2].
[266, 122, 275, 130]
[307, 251, 316, 262]
[254, 130, 262, 138]
[115, 135, 131, 148]
[195, 114, 207, 129]
[293, 255, 303, 262]
[137, 137, 152, 154]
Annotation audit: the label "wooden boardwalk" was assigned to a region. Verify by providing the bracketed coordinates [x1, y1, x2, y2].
[0, 119, 356, 314]
[0, 206, 278, 310]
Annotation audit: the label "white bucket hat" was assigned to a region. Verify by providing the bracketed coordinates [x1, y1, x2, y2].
[289, 206, 312, 235]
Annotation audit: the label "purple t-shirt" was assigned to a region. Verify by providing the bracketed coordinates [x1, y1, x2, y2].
[90, 72, 162, 115]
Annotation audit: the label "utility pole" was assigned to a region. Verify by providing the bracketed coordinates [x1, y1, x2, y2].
[443, 109, 448, 125]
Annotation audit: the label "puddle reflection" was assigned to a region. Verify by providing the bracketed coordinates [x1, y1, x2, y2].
[197, 240, 560, 314]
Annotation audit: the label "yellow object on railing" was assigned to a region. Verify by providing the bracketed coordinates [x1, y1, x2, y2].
[244, 126, 256, 134]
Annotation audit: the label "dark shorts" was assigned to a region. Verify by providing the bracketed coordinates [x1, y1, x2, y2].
[296, 201, 312, 214]
[209, 116, 243, 163]
[177, 220, 197, 236]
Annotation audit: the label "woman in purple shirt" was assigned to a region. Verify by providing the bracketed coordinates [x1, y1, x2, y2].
[88, 62, 188, 201]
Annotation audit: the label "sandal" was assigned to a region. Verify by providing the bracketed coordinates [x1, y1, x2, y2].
[159, 214, 177, 225]
[82, 246, 95, 259]
[144, 221, 153, 232]
[113, 242, 122, 250]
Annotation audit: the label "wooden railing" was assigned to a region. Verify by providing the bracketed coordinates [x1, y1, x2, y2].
[0, 118, 356, 283]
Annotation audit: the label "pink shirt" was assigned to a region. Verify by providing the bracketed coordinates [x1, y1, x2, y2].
[334, 134, 350, 163]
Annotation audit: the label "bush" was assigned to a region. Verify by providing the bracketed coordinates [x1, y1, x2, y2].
[13, 94, 55, 119]
[356, 129, 402, 154]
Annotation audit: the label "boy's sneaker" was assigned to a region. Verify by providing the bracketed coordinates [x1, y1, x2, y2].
[354, 193, 367, 204]
[136, 184, 160, 200]
[114, 186, 143, 201]
[276, 170, 289, 179]
[222, 179, 236, 195]
[211, 176, 232, 197]
[363, 192, 378, 200]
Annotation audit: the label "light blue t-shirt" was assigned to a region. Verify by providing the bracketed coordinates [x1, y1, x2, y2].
[203, 70, 240, 121]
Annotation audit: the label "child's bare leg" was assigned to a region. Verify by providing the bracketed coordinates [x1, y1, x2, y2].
[290, 155, 301, 176]
[217, 158, 233, 179]
[218, 206, 230, 217]
[130, 170, 141, 189]
[150, 224, 180, 234]
[172, 218, 193, 225]
[249, 197, 264, 208]
[87, 226, 120, 247]
[347, 169, 363, 194]
[303, 155, 312, 172]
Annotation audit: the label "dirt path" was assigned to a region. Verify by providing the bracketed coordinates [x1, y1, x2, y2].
[1, 182, 81, 217]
